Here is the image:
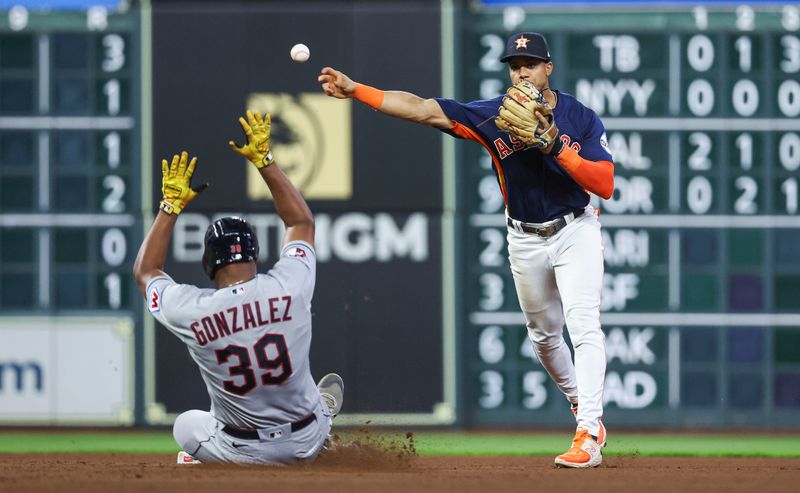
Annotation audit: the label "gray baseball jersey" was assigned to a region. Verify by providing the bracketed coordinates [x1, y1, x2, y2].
[147, 240, 318, 430]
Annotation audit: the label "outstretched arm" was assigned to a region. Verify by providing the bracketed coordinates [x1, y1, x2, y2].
[318, 67, 453, 129]
[133, 212, 177, 296]
[134, 152, 207, 296]
[229, 111, 314, 247]
[259, 164, 314, 248]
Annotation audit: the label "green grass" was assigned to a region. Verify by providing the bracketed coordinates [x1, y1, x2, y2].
[0, 432, 176, 454]
[407, 432, 800, 457]
[0, 431, 798, 457]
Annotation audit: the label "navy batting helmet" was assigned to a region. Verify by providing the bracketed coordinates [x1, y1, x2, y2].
[202, 216, 259, 280]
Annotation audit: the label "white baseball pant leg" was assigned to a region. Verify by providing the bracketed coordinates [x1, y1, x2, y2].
[173, 410, 227, 463]
[508, 225, 579, 405]
[173, 398, 332, 465]
[508, 208, 606, 437]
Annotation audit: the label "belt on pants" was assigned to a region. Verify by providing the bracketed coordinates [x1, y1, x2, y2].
[507, 208, 585, 238]
[222, 413, 317, 440]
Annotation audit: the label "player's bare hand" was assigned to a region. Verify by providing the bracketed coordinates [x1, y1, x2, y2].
[534, 110, 550, 128]
[533, 110, 560, 154]
[160, 151, 208, 215]
[319, 67, 356, 99]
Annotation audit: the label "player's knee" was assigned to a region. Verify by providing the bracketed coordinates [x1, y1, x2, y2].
[566, 321, 605, 349]
[525, 315, 565, 341]
[564, 307, 600, 332]
[528, 328, 563, 350]
[173, 410, 207, 452]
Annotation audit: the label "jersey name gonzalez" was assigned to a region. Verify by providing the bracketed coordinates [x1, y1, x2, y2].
[145, 240, 318, 429]
[190, 296, 293, 346]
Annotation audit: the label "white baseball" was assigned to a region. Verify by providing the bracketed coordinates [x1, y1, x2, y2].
[290, 43, 310, 63]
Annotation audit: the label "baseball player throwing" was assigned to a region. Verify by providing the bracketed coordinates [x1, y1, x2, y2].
[133, 111, 344, 465]
[319, 32, 613, 468]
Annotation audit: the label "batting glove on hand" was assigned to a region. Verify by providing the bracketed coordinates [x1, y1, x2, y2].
[228, 110, 275, 168]
[160, 151, 208, 215]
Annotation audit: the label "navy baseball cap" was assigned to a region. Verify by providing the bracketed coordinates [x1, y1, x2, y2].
[500, 32, 551, 63]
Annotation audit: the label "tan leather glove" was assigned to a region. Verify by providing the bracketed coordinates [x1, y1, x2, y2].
[495, 80, 559, 151]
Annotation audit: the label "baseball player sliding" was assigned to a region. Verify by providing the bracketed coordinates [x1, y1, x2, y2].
[320, 32, 614, 468]
[133, 111, 344, 465]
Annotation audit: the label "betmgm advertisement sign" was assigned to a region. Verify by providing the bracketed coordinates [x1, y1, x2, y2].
[149, 2, 447, 424]
[151, 90, 441, 420]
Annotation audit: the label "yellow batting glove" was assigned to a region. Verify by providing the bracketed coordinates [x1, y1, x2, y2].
[160, 151, 209, 215]
[228, 110, 275, 168]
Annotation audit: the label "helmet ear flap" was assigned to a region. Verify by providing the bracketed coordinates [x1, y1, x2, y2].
[202, 245, 216, 280]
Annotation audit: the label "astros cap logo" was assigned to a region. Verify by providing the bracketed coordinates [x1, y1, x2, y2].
[515, 36, 529, 49]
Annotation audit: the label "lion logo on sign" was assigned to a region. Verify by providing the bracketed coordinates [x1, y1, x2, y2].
[247, 93, 353, 200]
[250, 94, 323, 192]
[245, 93, 352, 200]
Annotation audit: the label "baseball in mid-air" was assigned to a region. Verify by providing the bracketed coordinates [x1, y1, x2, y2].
[290, 43, 310, 63]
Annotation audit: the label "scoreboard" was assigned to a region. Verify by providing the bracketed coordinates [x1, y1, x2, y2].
[0, 2, 141, 422]
[0, 3, 141, 312]
[460, 4, 800, 426]
[4, 0, 800, 428]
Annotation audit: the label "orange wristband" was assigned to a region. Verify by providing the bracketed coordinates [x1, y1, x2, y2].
[353, 83, 385, 110]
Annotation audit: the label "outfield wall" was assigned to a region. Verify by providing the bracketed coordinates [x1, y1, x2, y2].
[0, 0, 798, 427]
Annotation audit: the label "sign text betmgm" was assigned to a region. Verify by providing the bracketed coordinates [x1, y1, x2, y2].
[174, 213, 429, 263]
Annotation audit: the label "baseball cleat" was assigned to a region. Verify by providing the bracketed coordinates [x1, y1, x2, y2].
[317, 373, 344, 417]
[176, 451, 201, 464]
[595, 419, 607, 448]
[554, 428, 603, 468]
[568, 404, 607, 448]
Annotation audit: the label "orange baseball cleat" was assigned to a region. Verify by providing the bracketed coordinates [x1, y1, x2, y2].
[554, 428, 603, 468]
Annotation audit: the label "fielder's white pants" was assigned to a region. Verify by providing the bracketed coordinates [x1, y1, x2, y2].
[173, 398, 332, 465]
[507, 206, 606, 437]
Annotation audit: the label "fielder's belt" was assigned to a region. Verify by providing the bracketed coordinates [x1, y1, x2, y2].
[222, 413, 317, 440]
[507, 208, 585, 238]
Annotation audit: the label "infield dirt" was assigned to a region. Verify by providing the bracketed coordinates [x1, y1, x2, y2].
[0, 452, 798, 493]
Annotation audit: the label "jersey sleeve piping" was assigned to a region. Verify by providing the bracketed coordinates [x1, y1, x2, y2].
[450, 121, 508, 205]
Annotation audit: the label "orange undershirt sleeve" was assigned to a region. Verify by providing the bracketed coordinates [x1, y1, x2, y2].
[555, 146, 615, 200]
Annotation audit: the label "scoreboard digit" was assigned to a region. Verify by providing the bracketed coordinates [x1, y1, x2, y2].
[461, 4, 800, 426]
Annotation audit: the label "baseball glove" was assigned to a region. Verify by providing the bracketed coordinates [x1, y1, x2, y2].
[160, 151, 208, 215]
[495, 81, 559, 151]
[229, 110, 275, 168]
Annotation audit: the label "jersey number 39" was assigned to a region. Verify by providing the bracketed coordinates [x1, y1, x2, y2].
[215, 333, 293, 395]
